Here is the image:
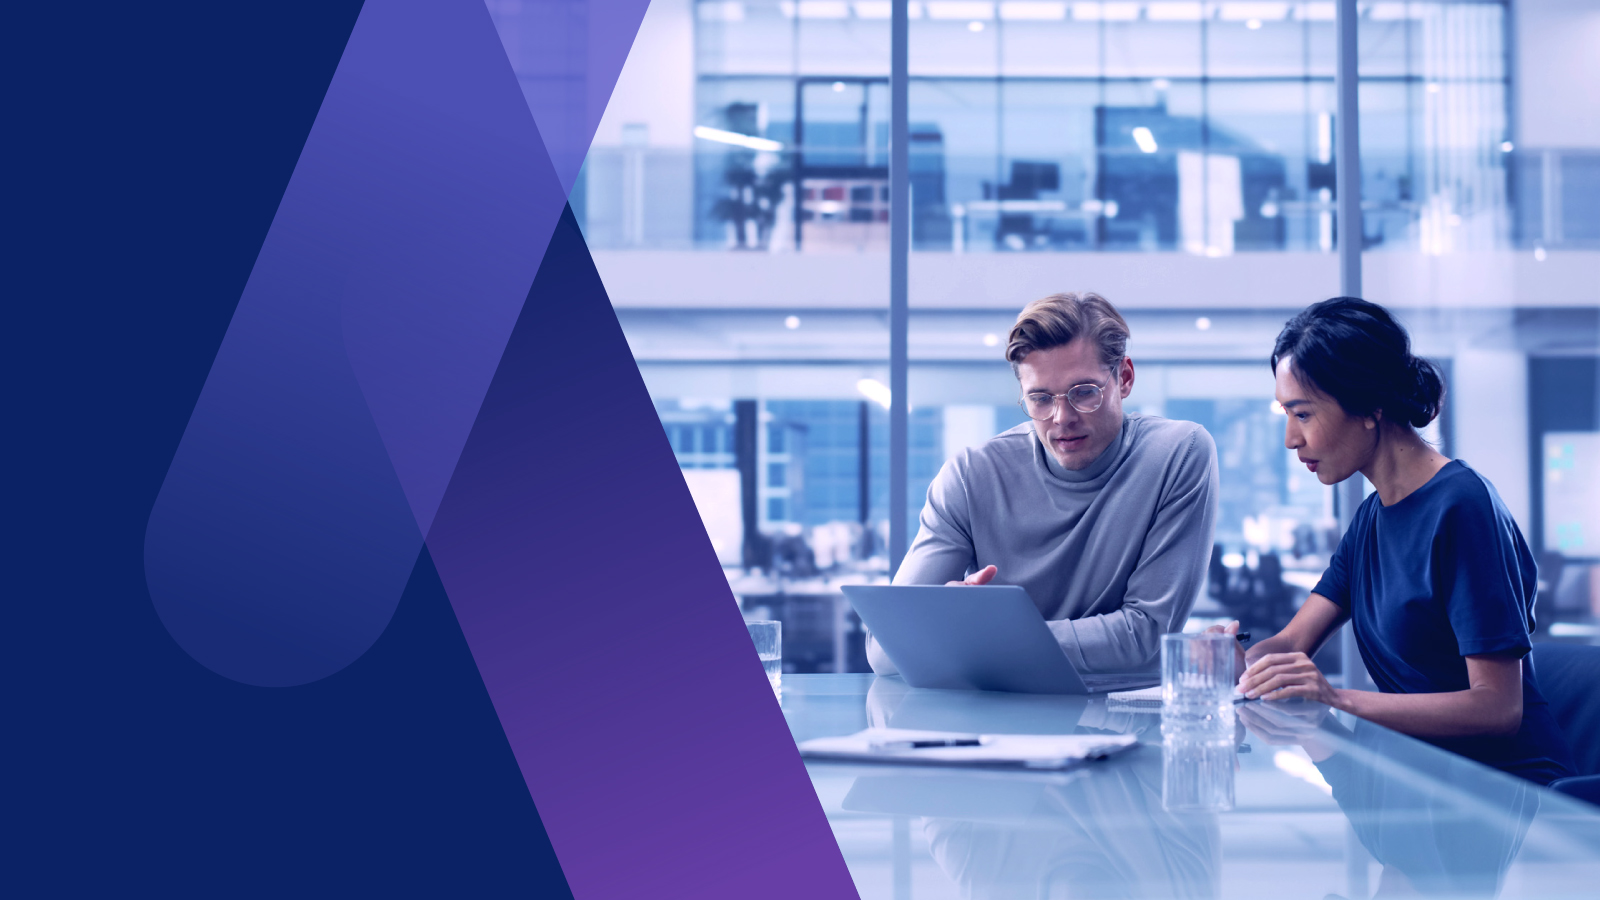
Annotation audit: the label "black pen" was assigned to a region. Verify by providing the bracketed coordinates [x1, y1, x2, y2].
[873, 737, 986, 750]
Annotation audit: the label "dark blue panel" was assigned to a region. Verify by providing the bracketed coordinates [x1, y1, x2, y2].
[9, 2, 569, 894]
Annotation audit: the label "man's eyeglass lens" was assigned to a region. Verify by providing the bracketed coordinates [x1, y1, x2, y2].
[1023, 385, 1103, 419]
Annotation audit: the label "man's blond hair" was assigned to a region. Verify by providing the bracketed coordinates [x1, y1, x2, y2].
[1005, 292, 1130, 375]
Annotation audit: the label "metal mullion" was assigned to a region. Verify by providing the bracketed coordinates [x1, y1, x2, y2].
[889, 0, 909, 574]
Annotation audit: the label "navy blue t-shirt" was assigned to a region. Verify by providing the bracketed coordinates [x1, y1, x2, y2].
[1313, 460, 1574, 785]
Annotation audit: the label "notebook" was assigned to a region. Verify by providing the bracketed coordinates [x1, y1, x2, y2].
[798, 728, 1139, 770]
[1105, 686, 1250, 710]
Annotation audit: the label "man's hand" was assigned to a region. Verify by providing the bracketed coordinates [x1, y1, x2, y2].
[946, 565, 997, 586]
[1203, 620, 1248, 684]
[1240, 652, 1340, 705]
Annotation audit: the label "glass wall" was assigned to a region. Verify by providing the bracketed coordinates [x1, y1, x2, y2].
[555, 0, 1600, 675]
[584, 1, 1534, 257]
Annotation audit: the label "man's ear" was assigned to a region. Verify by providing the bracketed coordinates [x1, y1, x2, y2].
[1365, 409, 1382, 430]
[1119, 357, 1136, 399]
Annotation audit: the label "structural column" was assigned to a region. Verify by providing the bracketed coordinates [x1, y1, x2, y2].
[1334, 0, 1370, 692]
[888, 0, 910, 573]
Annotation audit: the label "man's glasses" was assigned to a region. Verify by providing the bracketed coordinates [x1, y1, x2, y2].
[1020, 384, 1105, 420]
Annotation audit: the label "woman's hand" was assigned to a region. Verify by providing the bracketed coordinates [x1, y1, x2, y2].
[1202, 620, 1248, 684]
[1239, 652, 1342, 705]
[1238, 701, 1343, 762]
[1239, 699, 1331, 745]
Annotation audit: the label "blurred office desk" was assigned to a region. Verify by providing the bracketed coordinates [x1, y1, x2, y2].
[734, 571, 888, 673]
[782, 674, 1600, 900]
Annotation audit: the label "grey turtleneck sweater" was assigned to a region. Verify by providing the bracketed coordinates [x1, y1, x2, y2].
[870, 414, 1219, 675]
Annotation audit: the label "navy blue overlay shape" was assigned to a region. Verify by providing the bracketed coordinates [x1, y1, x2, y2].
[9, 3, 572, 894]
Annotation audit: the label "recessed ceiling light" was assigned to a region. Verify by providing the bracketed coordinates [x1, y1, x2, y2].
[983, 333, 1000, 347]
[785, 315, 801, 329]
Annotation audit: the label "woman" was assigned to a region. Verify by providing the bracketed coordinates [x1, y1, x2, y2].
[1219, 297, 1574, 785]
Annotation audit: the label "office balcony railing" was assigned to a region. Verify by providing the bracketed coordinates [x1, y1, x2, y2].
[576, 146, 1599, 256]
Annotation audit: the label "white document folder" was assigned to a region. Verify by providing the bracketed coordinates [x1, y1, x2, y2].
[798, 728, 1139, 770]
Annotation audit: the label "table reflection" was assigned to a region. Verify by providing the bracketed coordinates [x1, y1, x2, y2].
[837, 679, 1552, 899]
[1162, 716, 1238, 814]
[1241, 702, 1539, 899]
[859, 678, 1223, 899]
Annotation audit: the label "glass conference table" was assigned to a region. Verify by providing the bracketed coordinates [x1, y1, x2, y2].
[782, 674, 1600, 900]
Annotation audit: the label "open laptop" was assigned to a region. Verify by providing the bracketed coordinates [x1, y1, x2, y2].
[842, 584, 1158, 695]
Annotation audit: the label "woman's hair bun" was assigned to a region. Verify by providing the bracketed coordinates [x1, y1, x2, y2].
[1271, 297, 1445, 429]
[1400, 355, 1445, 428]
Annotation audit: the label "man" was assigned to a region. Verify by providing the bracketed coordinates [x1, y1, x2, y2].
[868, 292, 1218, 675]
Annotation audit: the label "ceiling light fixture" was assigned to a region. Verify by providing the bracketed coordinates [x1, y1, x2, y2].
[693, 126, 783, 153]
[856, 378, 893, 410]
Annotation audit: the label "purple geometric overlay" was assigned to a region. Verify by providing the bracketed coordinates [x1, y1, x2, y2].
[146, 0, 565, 686]
[426, 209, 859, 897]
[484, 0, 651, 196]
[142, 0, 859, 894]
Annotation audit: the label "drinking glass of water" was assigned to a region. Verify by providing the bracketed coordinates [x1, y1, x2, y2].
[747, 620, 781, 699]
[1161, 633, 1235, 722]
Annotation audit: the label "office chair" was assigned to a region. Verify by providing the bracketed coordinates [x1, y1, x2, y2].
[1530, 642, 1600, 804]
[1534, 551, 1564, 637]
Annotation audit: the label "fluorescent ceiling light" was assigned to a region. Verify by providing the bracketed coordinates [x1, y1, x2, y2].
[694, 126, 784, 152]
[1219, 2, 1289, 21]
[1147, 2, 1205, 20]
[927, 1, 995, 19]
[779, 1, 851, 18]
[856, 378, 893, 410]
[697, 1, 747, 21]
[1071, 3, 1140, 21]
[1131, 126, 1159, 153]
[999, 1, 1067, 19]
[1298, 2, 1336, 21]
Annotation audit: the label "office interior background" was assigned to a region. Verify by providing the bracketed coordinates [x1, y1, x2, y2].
[494, 0, 1599, 673]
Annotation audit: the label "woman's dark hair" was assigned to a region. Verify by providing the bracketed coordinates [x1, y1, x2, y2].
[1271, 297, 1444, 428]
